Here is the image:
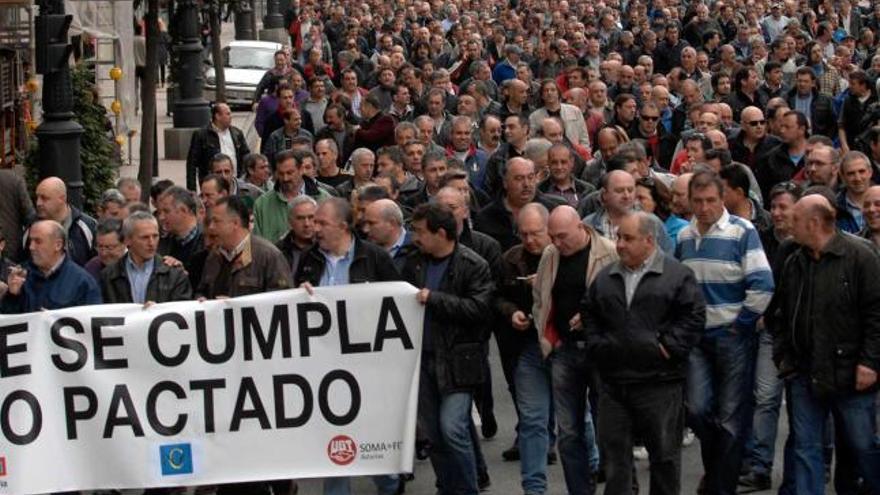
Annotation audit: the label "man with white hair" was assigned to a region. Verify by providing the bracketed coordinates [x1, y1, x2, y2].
[101, 212, 192, 304]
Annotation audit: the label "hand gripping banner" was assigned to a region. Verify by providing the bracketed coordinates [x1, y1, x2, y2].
[0, 282, 423, 494]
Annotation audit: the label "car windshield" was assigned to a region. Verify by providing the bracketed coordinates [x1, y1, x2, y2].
[225, 47, 276, 70]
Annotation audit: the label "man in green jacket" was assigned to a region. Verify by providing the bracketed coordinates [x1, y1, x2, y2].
[252, 149, 331, 242]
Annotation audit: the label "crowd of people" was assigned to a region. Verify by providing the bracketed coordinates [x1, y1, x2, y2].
[6, 0, 880, 493]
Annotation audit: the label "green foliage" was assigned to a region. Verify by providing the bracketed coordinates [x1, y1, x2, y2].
[23, 63, 118, 215]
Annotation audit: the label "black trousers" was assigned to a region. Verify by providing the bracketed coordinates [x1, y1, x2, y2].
[598, 380, 685, 495]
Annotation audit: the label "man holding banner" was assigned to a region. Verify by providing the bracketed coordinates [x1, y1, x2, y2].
[297, 197, 404, 495]
[403, 203, 495, 495]
[196, 195, 293, 495]
[195, 196, 293, 300]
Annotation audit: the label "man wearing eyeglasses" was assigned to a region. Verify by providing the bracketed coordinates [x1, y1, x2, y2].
[730, 107, 781, 171]
[629, 102, 677, 170]
[804, 144, 840, 190]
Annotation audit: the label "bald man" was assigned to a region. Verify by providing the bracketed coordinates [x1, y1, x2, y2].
[26, 177, 97, 266]
[2, 220, 101, 313]
[501, 79, 531, 120]
[362, 198, 412, 270]
[564, 87, 589, 113]
[730, 107, 780, 171]
[777, 194, 880, 495]
[532, 205, 617, 494]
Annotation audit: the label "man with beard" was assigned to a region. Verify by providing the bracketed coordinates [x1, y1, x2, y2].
[253, 150, 332, 243]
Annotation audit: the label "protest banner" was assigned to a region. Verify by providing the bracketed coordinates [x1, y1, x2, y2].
[0, 282, 423, 494]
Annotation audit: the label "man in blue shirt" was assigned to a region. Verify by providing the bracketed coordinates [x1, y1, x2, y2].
[297, 197, 402, 495]
[675, 170, 774, 495]
[100, 212, 192, 305]
[2, 220, 101, 313]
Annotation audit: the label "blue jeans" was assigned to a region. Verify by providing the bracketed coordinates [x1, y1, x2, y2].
[515, 341, 553, 494]
[746, 330, 784, 476]
[788, 376, 880, 495]
[419, 355, 479, 495]
[551, 340, 598, 495]
[323, 475, 399, 495]
[686, 328, 756, 495]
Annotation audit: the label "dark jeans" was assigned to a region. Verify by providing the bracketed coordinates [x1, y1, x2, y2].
[598, 380, 684, 495]
[550, 340, 597, 495]
[476, 341, 496, 427]
[686, 328, 756, 495]
[788, 376, 880, 495]
[419, 354, 479, 495]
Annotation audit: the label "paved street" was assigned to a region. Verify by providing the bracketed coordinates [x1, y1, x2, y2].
[291, 342, 787, 495]
[116, 24, 787, 495]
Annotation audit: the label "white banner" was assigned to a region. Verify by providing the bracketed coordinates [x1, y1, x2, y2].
[0, 282, 424, 495]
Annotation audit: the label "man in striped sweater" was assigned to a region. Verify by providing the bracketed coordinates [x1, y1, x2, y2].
[674, 169, 775, 495]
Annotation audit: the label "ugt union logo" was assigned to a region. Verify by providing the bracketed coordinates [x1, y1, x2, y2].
[327, 435, 357, 466]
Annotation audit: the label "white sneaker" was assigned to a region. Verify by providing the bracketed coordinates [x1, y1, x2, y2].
[682, 428, 696, 447]
[633, 446, 649, 460]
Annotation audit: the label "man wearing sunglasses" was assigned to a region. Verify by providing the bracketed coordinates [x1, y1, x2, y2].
[628, 102, 677, 170]
[730, 107, 780, 171]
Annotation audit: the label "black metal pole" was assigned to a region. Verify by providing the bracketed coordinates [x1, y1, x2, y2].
[171, 0, 210, 128]
[34, 0, 84, 209]
[234, 0, 256, 40]
[263, 0, 284, 29]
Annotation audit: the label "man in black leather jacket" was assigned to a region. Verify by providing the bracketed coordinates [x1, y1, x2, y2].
[774, 194, 880, 495]
[402, 203, 494, 495]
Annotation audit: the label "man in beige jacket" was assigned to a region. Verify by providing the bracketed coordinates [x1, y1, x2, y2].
[531, 205, 617, 494]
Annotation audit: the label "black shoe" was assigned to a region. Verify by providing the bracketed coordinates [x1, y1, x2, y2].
[478, 471, 491, 491]
[416, 439, 432, 460]
[738, 471, 771, 493]
[502, 444, 520, 461]
[547, 450, 557, 465]
[481, 414, 498, 439]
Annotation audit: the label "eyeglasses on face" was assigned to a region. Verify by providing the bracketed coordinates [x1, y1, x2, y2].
[640, 114, 660, 121]
[745, 119, 766, 127]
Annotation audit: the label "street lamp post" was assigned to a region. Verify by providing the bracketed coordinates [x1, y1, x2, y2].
[263, 0, 284, 29]
[171, 0, 210, 128]
[34, 0, 84, 208]
[234, 0, 256, 40]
